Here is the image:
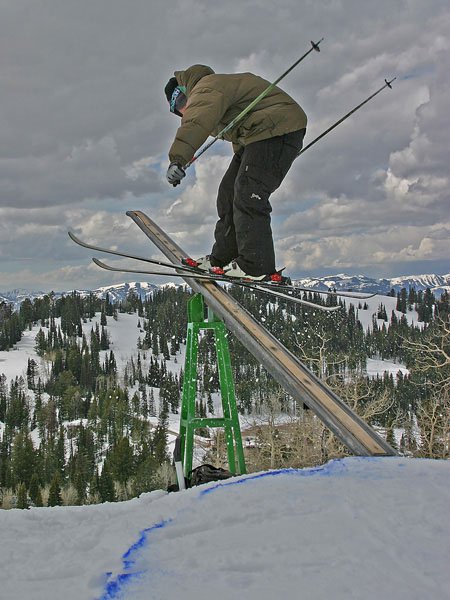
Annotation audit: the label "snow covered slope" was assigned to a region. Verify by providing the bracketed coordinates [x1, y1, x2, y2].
[0, 457, 448, 600]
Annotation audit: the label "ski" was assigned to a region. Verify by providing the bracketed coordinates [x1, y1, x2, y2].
[68, 231, 375, 300]
[69, 230, 188, 273]
[91, 258, 342, 312]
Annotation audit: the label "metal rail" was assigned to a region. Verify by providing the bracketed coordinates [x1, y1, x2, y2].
[126, 210, 397, 457]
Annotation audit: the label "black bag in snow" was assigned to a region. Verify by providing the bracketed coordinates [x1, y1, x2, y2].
[188, 464, 233, 487]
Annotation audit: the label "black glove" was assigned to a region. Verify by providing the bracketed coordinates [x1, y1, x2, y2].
[166, 163, 186, 187]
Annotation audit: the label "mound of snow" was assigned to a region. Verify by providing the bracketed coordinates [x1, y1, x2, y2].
[0, 457, 448, 600]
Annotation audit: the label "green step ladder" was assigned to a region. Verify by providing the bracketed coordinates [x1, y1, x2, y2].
[178, 293, 246, 479]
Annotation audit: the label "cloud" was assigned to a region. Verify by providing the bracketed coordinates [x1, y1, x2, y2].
[0, 0, 449, 291]
[0, 138, 164, 208]
[280, 222, 450, 272]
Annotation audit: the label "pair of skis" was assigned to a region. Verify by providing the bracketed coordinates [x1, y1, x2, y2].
[68, 232, 375, 313]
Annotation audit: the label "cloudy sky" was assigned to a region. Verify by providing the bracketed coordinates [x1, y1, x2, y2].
[1, 0, 449, 292]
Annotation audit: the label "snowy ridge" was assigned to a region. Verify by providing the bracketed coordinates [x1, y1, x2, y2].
[389, 273, 450, 292]
[1, 272, 449, 310]
[87, 281, 159, 304]
[0, 288, 47, 308]
[0, 281, 158, 311]
[294, 272, 450, 296]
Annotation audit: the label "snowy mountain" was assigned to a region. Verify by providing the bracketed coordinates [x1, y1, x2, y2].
[1, 272, 449, 311]
[294, 272, 450, 296]
[388, 273, 450, 295]
[0, 288, 48, 308]
[88, 281, 159, 304]
[0, 281, 159, 311]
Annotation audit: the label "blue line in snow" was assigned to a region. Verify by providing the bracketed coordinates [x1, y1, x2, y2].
[97, 519, 171, 600]
[199, 457, 353, 496]
[97, 457, 391, 598]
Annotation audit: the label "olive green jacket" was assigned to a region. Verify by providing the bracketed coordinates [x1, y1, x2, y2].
[168, 64, 307, 166]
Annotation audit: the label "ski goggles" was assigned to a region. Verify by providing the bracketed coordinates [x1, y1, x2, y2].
[169, 86, 187, 116]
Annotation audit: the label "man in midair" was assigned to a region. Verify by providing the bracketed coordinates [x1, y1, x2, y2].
[165, 64, 306, 282]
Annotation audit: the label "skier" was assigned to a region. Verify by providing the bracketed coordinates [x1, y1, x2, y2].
[165, 64, 307, 282]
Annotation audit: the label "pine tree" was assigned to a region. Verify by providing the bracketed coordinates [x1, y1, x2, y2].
[153, 400, 169, 465]
[29, 472, 43, 507]
[396, 288, 407, 313]
[16, 482, 29, 509]
[11, 430, 35, 488]
[151, 332, 160, 356]
[109, 437, 134, 487]
[48, 474, 63, 506]
[88, 470, 100, 504]
[0, 436, 11, 488]
[98, 463, 116, 503]
[26, 358, 38, 390]
[147, 357, 160, 387]
[0, 374, 7, 423]
[100, 326, 109, 350]
[148, 388, 156, 418]
[140, 386, 149, 418]
[75, 464, 87, 505]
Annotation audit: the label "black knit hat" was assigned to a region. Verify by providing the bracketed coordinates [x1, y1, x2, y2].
[164, 77, 178, 102]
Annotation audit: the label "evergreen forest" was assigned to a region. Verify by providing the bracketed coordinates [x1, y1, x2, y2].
[0, 284, 448, 509]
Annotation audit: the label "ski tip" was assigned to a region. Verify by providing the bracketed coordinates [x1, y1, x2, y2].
[68, 230, 83, 246]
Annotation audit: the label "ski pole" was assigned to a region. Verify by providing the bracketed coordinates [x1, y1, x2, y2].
[298, 77, 396, 156]
[184, 38, 324, 170]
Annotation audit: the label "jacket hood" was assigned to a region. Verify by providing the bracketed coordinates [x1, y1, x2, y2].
[174, 65, 215, 95]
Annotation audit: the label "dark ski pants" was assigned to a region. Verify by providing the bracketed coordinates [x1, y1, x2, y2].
[211, 128, 305, 276]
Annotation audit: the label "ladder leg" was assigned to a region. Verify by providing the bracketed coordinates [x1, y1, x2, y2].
[181, 321, 199, 477]
[215, 324, 246, 475]
[178, 324, 192, 465]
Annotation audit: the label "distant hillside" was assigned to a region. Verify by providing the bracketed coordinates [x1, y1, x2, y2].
[1, 273, 449, 310]
[294, 273, 450, 296]
[0, 281, 159, 311]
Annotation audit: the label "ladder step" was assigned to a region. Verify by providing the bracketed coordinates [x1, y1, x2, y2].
[181, 417, 234, 429]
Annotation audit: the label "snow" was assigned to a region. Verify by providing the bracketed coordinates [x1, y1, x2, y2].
[0, 327, 40, 383]
[0, 457, 448, 599]
[104, 312, 145, 373]
[366, 358, 409, 379]
[345, 293, 422, 332]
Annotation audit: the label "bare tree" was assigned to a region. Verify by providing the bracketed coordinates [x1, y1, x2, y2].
[294, 326, 346, 380]
[416, 390, 449, 459]
[403, 317, 449, 459]
[404, 317, 450, 396]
